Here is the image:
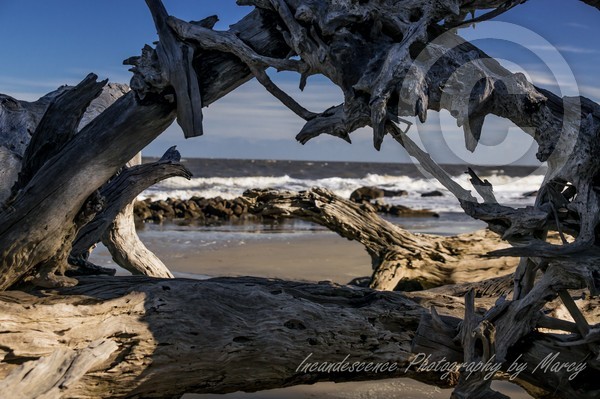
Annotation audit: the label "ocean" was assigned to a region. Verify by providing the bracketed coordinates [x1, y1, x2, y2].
[141, 157, 545, 214]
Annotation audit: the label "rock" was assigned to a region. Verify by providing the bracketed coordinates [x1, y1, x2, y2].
[172, 199, 188, 218]
[232, 204, 244, 216]
[185, 201, 204, 219]
[382, 189, 408, 197]
[204, 202, 233, 218]
[387, 205, 438, 218]
[522, 190, 538, 197]
[133, 188, 439, 225]
[350, 186, 384, 203]
[421, 190, 444, 197]
[133, 201, 153, 221]
[149, 200, 175, 218]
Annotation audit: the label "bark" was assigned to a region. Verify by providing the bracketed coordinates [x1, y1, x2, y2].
[70, 148, 191, 278]
[245, 188, 517, 291]
[146, 0, 204, 138]
[0, 7, 289, 290]
[0, 88, 70, 204]
[99, 153, 174, 279]
[9, 75, 107, 199]
[0, 277, 597, 399]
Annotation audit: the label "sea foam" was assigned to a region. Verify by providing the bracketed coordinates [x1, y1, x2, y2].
[140, 173, 543, 213]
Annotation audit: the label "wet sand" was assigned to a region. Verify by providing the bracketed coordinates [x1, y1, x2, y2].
[90, 230, 532, 399]
[92, 231, 373, 284]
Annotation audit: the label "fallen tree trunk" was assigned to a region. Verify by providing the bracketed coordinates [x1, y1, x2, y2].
[0, 277, 597, 399]
[245, 188, 516, 291]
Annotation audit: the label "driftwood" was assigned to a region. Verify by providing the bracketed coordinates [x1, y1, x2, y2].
[69, 148, 191, 278]
[0, 82, 179, 282]
[0, 6, 287, 290]
[182, 1, 600, 396]
[0, 276, 597, 399]
[245, 188, 516, 291]
[1, 0, 600, 398]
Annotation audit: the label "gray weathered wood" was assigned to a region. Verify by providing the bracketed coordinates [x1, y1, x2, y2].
[245, 188, 516, 291]
[0, 87, 72, 205]
[146, 0, 204, 138]
[70, 147, 191, 278]
[0, 5, 291, 290]
[0, 1, 599, 397]
[0, 276, 597, 399]
[9, 74, 106, 200]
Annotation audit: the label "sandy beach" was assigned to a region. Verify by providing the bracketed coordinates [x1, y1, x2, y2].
[92, 228, 373, 284]
[185, 380, 531, 399]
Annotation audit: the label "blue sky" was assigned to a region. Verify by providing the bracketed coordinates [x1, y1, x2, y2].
[1, 0, 599, 165]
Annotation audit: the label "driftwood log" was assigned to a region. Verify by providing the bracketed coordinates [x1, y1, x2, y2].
[245, 188, 516, 291]
[1, 0, 600, 398]
[0, 276, 598, 399]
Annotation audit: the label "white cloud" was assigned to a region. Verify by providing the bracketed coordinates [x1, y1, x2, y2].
[564, 22, 591, 30]
[527, 44, 600, 55]
[0, 76, 72, 100]
[203, 78, 343, 140]
[578, 85, 600, 102]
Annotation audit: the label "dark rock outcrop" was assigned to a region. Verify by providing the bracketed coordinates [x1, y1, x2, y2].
[135, 192, 439, 224]
[134, 196, 256, 225]
[421, 190, 444, 197]
[382, 189, 408, 197]
[348, 187, 438, 218]
[350, 186, 384, 203]
[378, 204, 439, 218]
[350, 187, 409, 202]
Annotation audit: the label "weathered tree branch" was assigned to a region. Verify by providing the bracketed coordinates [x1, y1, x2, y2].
[0, 82, 177, 290]
[245, 188, 516, 291]
[0, 88, 69, 205]
[146, 0, 204, 138]
[9, 74, 107, 201]
[70, 147, 191, 278]
[99, 152, 172, 279]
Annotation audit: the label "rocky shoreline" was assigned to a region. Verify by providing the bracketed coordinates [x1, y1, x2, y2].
[134, 196, 257, 225]
[134, 186, 440, 225]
